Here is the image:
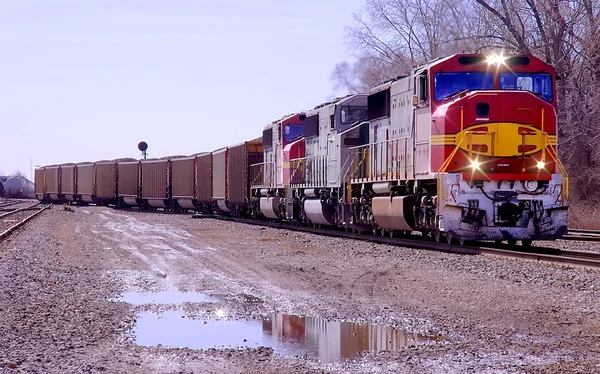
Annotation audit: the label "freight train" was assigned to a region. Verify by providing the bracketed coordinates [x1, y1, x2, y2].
[35, 54, 568, 247]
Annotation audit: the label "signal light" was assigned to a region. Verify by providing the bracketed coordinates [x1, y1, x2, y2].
[537, 161, 545, 169]
[470, 160, 480, 170]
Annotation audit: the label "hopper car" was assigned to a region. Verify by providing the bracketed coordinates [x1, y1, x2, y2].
[35, 53, 568, 247]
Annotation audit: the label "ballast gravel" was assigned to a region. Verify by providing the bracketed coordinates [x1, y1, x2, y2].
[0, 205, 599, 373]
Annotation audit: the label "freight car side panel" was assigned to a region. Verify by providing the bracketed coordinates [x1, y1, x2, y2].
[118, 162, 139, 197]
[212, 149, 227, 200]
[141, 160, 169, 199]
[196, 154, 212, 202]
[34, 168, 45, 199]
[61, 166, 75, 195]
[171, 157, 195, 198]
[77, 164, 94, 196]
[96, 163, 117, 200]
[228, 141, 264, 205]
[45, 167, 60, 195]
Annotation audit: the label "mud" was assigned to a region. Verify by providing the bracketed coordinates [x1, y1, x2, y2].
[0, 206, 599, 373]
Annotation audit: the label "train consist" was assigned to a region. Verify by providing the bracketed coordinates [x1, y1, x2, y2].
[35, 54, 568, 246]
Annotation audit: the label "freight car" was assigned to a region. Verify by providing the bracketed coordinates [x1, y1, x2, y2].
[4, 176, 34, 199]
[34, 53, 569, 247]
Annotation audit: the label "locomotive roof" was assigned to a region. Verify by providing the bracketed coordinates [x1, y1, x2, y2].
[263, 112, 302, 130]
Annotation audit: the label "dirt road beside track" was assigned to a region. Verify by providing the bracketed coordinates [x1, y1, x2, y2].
[0, 206, 599, 373]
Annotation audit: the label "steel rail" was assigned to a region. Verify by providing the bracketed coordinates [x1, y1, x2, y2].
[562, 229, 600, 242]
[193, 214, 600, 270]
[0, 199, 28, 209]
[0, 202, 41, 219]
[0, 204, 51, 240]
[568, 229, 600, 235]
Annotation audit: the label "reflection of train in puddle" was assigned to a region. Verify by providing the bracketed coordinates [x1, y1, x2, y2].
[262, 312, 443, 362]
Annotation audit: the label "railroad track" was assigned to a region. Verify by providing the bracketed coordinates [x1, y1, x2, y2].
[192, 214, 600, 270]
[0, 199, 28, 210]
[0, 202, 52, 240]
[562, 229, 600, 242]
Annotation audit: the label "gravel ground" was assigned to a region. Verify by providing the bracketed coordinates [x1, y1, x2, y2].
[0, 205, 600, 373]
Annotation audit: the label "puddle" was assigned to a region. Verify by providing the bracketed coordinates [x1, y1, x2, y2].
[117, 291, 224, 305]
[133, 311, 444, 362]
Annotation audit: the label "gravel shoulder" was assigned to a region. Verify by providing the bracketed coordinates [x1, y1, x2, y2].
[0, 206, 599, 373]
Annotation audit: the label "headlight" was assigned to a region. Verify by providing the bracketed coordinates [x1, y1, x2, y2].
[523, 180, 538, 192]
[470, 160, 480, 170]
[537, 161, 545, 169]
[486, 54, 506, 65]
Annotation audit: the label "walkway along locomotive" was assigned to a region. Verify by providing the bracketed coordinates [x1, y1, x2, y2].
[35, 54, 568, 247]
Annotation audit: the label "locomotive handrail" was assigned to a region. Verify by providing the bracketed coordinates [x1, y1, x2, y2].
[543, 135, 569, 200]
[287, 158, 306, 185]
[436, 135, 469, 201]
[249, 161, 276, 189]
[349, 147, 369, 180]
[348, 138, 414, 181]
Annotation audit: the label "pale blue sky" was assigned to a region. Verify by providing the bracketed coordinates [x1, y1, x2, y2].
[0, 0, 365, 179]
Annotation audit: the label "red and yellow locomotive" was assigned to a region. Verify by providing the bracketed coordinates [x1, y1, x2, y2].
[346, 54, 567, 246]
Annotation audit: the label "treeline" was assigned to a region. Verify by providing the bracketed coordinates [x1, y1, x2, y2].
[332, 0, 600, 227]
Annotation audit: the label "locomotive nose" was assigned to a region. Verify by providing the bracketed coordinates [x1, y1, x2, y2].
[432, 90, 557, 178]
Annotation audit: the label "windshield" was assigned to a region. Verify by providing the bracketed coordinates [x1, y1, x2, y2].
[500, 73, 553, 101]
[340, 106, 368, 125]
[283, 124, 303, 143]
[434, 72, 493, 100]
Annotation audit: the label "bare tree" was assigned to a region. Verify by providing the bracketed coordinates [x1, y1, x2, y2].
[474, 0, 600, 206]
[331, 53, 410, 93]
[333, 0, 493, 92]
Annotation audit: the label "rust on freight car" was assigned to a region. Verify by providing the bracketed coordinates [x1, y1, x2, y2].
[196, 153, 213, 203]
[118, 161, 140, 206]
[60, 165, 76, 202]
[45, 166, 61, 201]
[34, 168, 45, 201]
[171, 157, 195, 198]
[76, 164, 95, 203]
[141, 160, 169, 200]
[95, 162, 118, 202]
[227, 140, 264, 207]
[170, 156, 197, 210]
[212, 148, 228, 201]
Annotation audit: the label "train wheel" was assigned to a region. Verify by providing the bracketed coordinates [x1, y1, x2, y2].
[522, 240, 533, 248]
[381, 229, 386, 237]
[445, 233, 454, 245]
[459, 238, 466, 246]
[494, 240, 503, 245]
[507, 239, 517, 246]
